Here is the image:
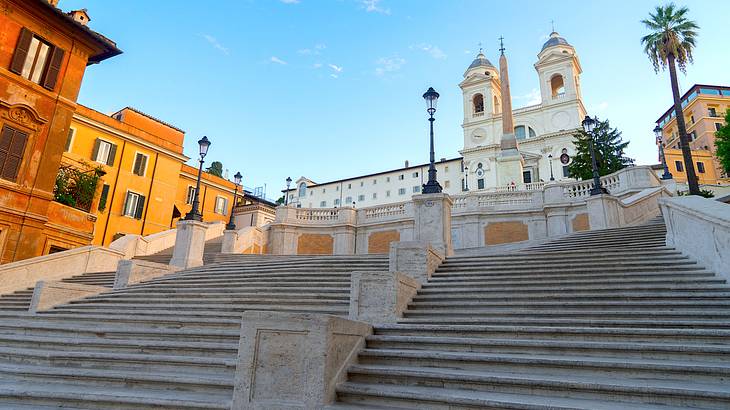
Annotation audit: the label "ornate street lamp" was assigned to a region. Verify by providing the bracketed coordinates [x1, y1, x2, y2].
[582, 116, 607, 196]
[463, 165, 469, 191]
[548, 154, 555, 181]
[654, 125, 673, 180]
[185, 136, 211, 221]
[421, 87, 443, 194]
[285, 176, 292, 206]
[226, 171, 243, 230]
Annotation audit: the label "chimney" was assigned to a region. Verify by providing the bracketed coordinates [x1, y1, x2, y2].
[68, 9, 91, 26]
[404, 160, 409, 168]
[440, 157, 446, 162]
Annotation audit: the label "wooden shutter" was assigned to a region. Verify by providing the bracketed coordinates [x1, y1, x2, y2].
[64, 128, 74, 152]
[91, 138, 100, 161]
[135, 195, 146, 219]
[42, 46, 64, 91]
[0, 126, 28, 182]
[9, 28, 33, 75]
[107, 143, 117, 166]
[98, 184, 110, 211]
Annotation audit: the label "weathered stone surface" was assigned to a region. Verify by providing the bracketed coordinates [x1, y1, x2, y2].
[350, 270, 420, 324]
[485, 221, 529, 245]
[169, 219, 207, 269]
[388, 241, 444, 284]
[571, 213, 590, 232]
[222, 226, 265, 254]
[661, 196, 730, 280]
[412, 193, 453, 256]
[113, 259, 180, 289]
[232, 311, 371, 409]
[296, 233, 334, 255]
[28, 281, 108, 313]
[367, 229, 400, 254]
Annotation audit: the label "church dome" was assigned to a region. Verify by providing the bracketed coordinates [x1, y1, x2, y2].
[541, 31, 571, 51]
[467, 52, 495, 70]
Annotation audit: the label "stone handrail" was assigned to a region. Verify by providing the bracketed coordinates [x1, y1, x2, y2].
[0, 246, 124, 296]
[357, 202, 413, 224]
[561, 166, 662, 200]
[109, 221, 226, 259]
[296, 208, 340, 222]
[222, 226, 266, 254]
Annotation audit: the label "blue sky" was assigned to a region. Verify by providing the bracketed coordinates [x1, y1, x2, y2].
[65, 0, 729, 198]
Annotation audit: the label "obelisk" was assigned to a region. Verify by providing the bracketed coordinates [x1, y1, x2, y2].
[496, 37, 524, 187]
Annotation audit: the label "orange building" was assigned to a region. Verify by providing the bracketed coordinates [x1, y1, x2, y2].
[657, 84, 730, 183]
[174, 164, 237, 226]
[0, 0, 120, 263]
[662, 148, 719, 185]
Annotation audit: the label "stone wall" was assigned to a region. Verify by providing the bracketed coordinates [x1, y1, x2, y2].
[367, 229, 400, 254]
[297, 233, 334, 255]
[484, 221, 529, 245]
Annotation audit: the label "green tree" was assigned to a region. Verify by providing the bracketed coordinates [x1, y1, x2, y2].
[715, 108, 730, 177]
[275, 196, 285, 205]
[206, 161, 223, 177]
[641, 3, 700, 195]
[568, 119, 633, 181]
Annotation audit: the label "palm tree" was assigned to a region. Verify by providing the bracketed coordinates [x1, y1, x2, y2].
[641, 3, 700, 195]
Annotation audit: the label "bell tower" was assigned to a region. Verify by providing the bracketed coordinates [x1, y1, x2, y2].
[459, 50, 501, 149]
[535, 31, 583, 106]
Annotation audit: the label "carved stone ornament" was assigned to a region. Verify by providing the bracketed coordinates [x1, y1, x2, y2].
[0, 103, 47, 131]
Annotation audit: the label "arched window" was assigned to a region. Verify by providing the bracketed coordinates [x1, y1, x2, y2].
[298, 182, 307, 198]
[493, 96, 500, 114]
[472, 94, 484, 114]
[528, 127, 537, 138]
[514, 126, 526, 140]
[551, 74, 565, 98]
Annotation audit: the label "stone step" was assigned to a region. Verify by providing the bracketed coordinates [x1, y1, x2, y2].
[435, 264, 707, 274]
[412, 291, 730, 303]
[439, 256, 692, 268]
[365, 334, 730, 361]
[344, 365, 730, 409]
[97, 290, 350, 299]
[403, 309, 730, 320]
[397, 317, 730, 329]
[410, 300, 730, 310]
[47, 306, 348, 317]
[0, 380, 230, 410]
[81, 295, 349, 305]
[0, 313, 240, 331]
[357, 349, 730, 383]
[374, 324, 730, 344]
[335, 382, 690, 410]
[109, 283, 351, 292]
[421, 277, 724, 289]
[417, 284, 730, 295]
[429, 271, 715, 282]
[446, 248, 681, 262]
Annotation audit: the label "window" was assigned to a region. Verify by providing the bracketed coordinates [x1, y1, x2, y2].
[562, 165, 570, 178]
[64, 128, 75, 152]
[334, 199, 340, 206]
[514, 126, 526, 140]
[550, 74, 565, 98]
[461, 178, 466, 191]
[689, 115, 695, 125]
[709, 107, 718, 117]
[92, 139, 116, 166]
[412, 172, 419, 178]
[132, 152, 148, 176]
[477, 178, 485, 189]
[371, 179, 376, 185]
[372, 193, 377, 199]
[716, 123, 723, 131]
[697, 162, 706, 174]
[529, 127, 537, 138]
[398, 174, 404, 180]
[413, 185, 420, 193]
[386, 176, 391, 182]
[472, 93, 484, 114]
[0, 125, 29, 183]
[9, 28, 65, 90]
[523, 170, 532, 183]
[347, 183, 352, 189]
[336, 185, 339, 191]
[360, 181, 364, 187]
[322, 188, 326, 193]
[185, 186, 196, 205]
[386, 190, 391, 197]
[319, 200, 327, 207]
[309, 190, 313, 196]
[345, 196, 352, 204]
[98, 184, 110, 211]
[675, 160, 684, 172]
[444, 180, 450, 188]
[690, 131, 697, 141]
[445, 166, 449, 172]
[298, 182, 307, 197]
[398, 188, 406, 195]
[358, 194, 365, 201]
[123, 191, 145, 219]
[214, 196, 229, 215]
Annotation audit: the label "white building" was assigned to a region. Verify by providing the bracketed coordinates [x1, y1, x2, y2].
[286, 31, 585, 208]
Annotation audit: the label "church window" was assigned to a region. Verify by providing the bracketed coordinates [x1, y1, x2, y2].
[372, 193, 377, 199]
[398, 174, 404, 180]
[373, 179, 377, 185]
[347, 183, 351, 189]
[514, 126, 526, 140]
[562, 165, 570, 178]
[386, 190, 391, 197]
[551, 74, 565, 98]
[413, 186, 420, 193]
[412, 172, 419, 178]
[398, 188, 406, 195]
[386, 176, 391, 182]
[345, 196, 352, 203]
[320, 201, 327, 207]
[522, 170, 532, 183]
[358, 194, 365, 201]
[528, 127, 537, 138]
[334, 199, 340, 206]
[477, 163, 483, 169]
[477, 178, 485, 189]
[298, 183, 307, 197]
[472, 93, 484, 115]
[360, 181, 364, 187]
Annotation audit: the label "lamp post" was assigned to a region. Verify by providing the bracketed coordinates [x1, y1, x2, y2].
[421, 87, 443, 194]
[654, 125, 673, 180]
[184, 136, 211, 221]
[285, 176, 292, 206]
[582, 116, 607, 196]
[548, 154, 555, 181]
[464, 165, 469, 191]
[226, 172, 242, 230]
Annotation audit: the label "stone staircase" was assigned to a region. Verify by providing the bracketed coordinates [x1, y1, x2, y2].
[335, 221, 730, 408]
[0, 254, 387, 408]
[0, 270, 116, 311]
[132, 236, 224, 264]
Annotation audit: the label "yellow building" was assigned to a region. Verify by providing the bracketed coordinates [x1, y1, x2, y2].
[662, 148, 719, 185]
[657, 84, 730, 183]
[65, 105, 238, 245]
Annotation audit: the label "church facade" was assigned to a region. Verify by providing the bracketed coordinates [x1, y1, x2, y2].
[286, 32, 585, 208]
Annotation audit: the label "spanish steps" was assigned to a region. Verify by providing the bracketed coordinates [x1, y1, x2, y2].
[0, 218, 727, 408]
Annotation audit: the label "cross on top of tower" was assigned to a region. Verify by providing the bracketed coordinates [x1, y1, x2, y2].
[551, 20, 555, 32]
[499, 36, 505, 55]
[478, 42, 483, 53]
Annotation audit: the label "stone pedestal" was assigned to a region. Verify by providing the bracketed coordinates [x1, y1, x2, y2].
[114, 259, 180, 289]
[169, 219, 207, 269]
[221, 229, 240, 254]
[496, 151, 524, 187]
[586, 194, 620, 230]
[412, 193, 453, 256]
[389, 241, 444, 284]
[350, 271, 421, 324]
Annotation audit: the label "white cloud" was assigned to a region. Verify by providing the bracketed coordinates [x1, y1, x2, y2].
[597, 101, 609, 111]
[270, 56, 288, 65]
[328, 63, 343, 73]
[298, 43, 327, 56]
[313, 63, 323, 68]
[298, 48, 313, 55]
[201, 34, 229, 55]
[361, 0, 390, 14]
[315, 43, 326, 50]
[330, 74, 339, 79]
[516, 88, 542, 105]
[374, 55, 405, 76]
[464, 49, 472, 55]
[411, 43, 447, 59]
[280, 0, 300, 4]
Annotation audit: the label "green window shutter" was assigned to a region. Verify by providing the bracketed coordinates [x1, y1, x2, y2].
[107, 143, 117, 166]
[9, 28, 33, 75]
[140, 155, 147, 175]
[98, 184, 110, 211]
[42, 46, 64, 91]
[132, 154, 140, 175]
[135, 195, 146, 219]
[91, 138, 100, 161]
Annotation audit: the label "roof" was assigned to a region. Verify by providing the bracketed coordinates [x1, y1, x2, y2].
[282, 157, 463, 192]
[467, 52, 495, 70]
[35, 0, 121, 64]
[541, 32, 570, 51]
[113, 107, 186, 134]
[656, 84, 730, 124]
